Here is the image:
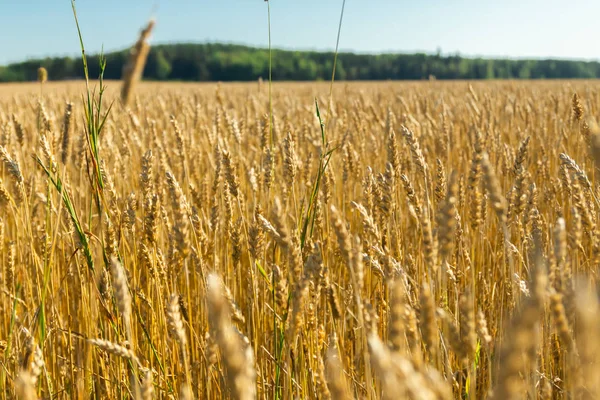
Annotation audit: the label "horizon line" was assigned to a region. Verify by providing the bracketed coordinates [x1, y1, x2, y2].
[3, 40, 600, 67]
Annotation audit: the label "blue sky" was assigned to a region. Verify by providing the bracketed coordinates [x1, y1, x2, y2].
[1, 0, 599, 65]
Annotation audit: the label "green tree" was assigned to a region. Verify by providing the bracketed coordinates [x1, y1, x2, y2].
[155, 50, 172, 80]
[4, 43, 600, 82]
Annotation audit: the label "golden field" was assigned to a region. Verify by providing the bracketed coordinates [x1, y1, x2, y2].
[1, 80, 600, 399]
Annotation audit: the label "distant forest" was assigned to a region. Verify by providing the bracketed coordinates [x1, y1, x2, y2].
[2, 43, 600, 82]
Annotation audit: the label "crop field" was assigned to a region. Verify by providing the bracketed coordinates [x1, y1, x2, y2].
[1, 79, 600, 399]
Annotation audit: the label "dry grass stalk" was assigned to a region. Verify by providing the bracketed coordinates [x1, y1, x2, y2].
[207, 274, 256, 400]
[419, 283, 437, 361]
[60, 102, 73, 164]
[492, 297, 541, 400]
[3, 80, 600, 399]
[325, 340, 352, 400]
[111, 257, 132, 335]
[89, 338, 140, 365]
[121, 19, 155, 105]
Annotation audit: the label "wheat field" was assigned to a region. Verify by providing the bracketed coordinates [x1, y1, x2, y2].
[1, 80, 600, 399]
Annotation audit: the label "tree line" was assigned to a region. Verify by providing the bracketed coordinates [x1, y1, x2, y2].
[2, 43, 600, 82]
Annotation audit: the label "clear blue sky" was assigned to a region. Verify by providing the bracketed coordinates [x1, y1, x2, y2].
[1, 0, 599, 65]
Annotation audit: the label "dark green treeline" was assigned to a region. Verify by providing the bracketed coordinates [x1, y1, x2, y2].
[2, 43, 600, 82]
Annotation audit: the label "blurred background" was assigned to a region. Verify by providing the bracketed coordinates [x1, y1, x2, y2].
[1, 0, 600, 81]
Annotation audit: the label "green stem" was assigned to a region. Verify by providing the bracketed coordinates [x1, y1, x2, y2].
[267, 0, 273, 149]
[327, 0, 347, 120]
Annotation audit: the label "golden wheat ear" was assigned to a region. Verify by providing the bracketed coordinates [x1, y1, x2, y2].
[121, 18, 155, 106]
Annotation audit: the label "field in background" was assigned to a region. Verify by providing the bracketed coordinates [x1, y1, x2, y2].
[1, 80, 600, 399]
